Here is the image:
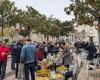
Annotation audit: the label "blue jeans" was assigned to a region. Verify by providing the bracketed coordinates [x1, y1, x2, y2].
[24, 62, 35, 80]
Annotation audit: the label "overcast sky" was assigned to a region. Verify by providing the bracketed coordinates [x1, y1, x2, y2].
[10, 0, 74, 22]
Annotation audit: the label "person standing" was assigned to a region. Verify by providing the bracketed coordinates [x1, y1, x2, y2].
[15, 40, 23, 79]
[43, 42, 48, 58]
[95, 46, 100, 68]
[9, 41, 16, 70]
[36, 43, 44, 61]
[0, 40, 10, 80]
[63, 42, 72, 68]
[74, 41, 82, 54]
[20, 38, 36, 80]
[87, 42, 96, 69]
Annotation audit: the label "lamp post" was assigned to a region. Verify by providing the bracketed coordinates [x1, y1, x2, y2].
[93, 18, 100, 53]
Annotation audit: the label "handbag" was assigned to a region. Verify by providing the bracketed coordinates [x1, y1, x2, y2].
[65, 70, 73, 79]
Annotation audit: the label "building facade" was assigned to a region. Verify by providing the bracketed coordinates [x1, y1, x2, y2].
[75, 25, 99, 45]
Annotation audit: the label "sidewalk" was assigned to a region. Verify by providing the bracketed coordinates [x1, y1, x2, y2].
[77, 60, 100, 80]
[5, 75, 15, 80]
[4, 56, 15, 80]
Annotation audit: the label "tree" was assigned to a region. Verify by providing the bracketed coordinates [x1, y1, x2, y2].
[18, 6, 43, 37]
[60, 21, 74, 36]
[0, 0, 16, 27]
[46, 18, 61, 37]
[33, 15, 47, 34]
[0, 0, 75, 38]
[50, 24, 61, 37]
[0, 0, 17, 38]
[64, 0, 100, 25]
[9, 8, 25, 26]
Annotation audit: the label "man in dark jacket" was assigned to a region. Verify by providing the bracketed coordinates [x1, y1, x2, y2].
[9, 41, 17, 70]
[15, 40, 23, 78]
[87, 42, 96, 70]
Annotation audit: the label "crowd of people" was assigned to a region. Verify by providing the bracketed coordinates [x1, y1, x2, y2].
[0, 38, 77, 80]
[0, 38, 99, 80]
[74, 41, 100, 69]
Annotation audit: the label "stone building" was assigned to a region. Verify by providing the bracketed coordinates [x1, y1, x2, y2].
[74, 25, 99, 45]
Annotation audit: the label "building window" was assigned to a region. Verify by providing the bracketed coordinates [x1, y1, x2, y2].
[82, 30, 85, 38]
[89, 37, 93, 42]
[89, 29, 93, 34]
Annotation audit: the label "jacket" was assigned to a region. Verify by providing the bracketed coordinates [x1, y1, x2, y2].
[20, 43, 36, 64]
[0, 46, 10, 61]
[15, 44, 23, 63]
[36, 48, 44, 61]
[63, 47, 72, 66]
[9, 43, 17, 55]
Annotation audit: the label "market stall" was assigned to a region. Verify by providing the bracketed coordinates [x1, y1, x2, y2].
[35, 52, 75, 80]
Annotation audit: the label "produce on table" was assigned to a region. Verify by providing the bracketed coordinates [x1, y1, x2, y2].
[56, 66, 68, 74]
[36, 56, 65, 80]
[56, 74, 64, 79]
[38, 59, 53, 69]
[36, 77, 49, 80]
[49, 74, 64, 80]
[36, 69, 50, 77]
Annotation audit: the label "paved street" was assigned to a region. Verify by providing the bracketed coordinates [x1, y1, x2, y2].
[5, 57, 15, 80]
[78, 60, 100, 80]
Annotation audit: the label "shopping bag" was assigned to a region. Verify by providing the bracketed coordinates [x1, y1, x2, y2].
[65, 70, 73, 79]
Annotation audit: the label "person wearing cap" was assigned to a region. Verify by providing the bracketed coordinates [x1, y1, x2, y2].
[20, 38, 36, 80]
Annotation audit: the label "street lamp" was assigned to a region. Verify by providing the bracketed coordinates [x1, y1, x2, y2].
[93, 18, 100, 53]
